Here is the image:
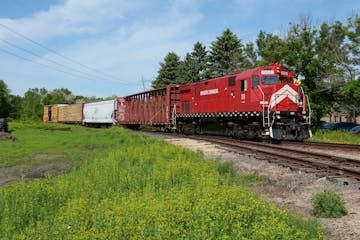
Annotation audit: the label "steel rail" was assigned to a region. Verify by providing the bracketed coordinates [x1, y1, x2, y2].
[187, 135, 360, 181]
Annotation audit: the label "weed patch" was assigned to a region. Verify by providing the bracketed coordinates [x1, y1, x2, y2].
[312, 187, 347, 218]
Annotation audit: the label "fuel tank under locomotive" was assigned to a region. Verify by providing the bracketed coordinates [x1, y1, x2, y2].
[177, 115, 264, 139]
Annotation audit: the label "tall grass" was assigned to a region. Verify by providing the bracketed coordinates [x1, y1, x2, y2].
[0, 123, 325, 239]
[310, 130, 360, 144]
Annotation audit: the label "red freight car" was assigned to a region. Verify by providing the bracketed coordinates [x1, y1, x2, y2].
[176, 63, 311, 141]
[117, 85, 179, 130]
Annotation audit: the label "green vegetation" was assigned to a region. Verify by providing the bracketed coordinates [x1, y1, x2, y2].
[309, 130, 360, 144]
[0, 123, 325, 239]
[0, 122, 125, 168]
[312, 187, 347, 218]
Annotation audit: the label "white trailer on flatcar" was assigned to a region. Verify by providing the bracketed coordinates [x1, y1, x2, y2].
[83, 99, 117, 127]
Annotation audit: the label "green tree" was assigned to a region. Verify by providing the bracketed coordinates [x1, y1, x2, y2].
[8, 94, 22, 119]
[152, 52, 181, 88]
[207, 29, 244, 77]
[0, 80, 10, 118]
[313, 17, 360, 120]
[239, 42, 259, 70]
[344, 15, 360, 81]
[281, 18, 332, 122]
[177, 42, 209, 84]
[42, 88, 74, 105]
[343, 77, 360, 119]
[256, 30, 285, 65]
[21, 88, 47, 120]
[283, 19, 319, 90]
[190, 42, 208, 80]
[176, 53, 194, 84]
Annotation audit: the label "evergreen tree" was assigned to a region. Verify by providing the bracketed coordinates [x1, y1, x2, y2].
[176, 53, 194, 84]
[191, 42, 208, 81]
[239, 42, 259, 70]
[207, 29, 244, 77]
[177, 42, 208, 83]
[152, 52, 181, 88]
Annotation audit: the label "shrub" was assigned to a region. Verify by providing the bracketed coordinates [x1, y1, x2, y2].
[312, 187, 347, 218]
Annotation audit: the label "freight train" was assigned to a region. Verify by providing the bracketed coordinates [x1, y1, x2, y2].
[44, 63, 312, 141]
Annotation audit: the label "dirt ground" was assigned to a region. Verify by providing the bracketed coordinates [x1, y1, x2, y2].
[0, 132, 16, 141]
[0, 160, 71, 187]
[165, 137, 360, 240]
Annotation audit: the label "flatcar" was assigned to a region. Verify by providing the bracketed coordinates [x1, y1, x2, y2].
[176, 63, 311, 141]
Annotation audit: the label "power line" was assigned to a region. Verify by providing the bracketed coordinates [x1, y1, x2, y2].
[0, 46, 110, 83]
[0, 22, 130, 84]
[0, 38, 125, 83]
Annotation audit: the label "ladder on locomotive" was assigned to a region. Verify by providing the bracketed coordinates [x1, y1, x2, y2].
[258, 86, 273, 129]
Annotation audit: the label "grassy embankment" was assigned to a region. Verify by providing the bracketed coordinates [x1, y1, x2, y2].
[0, 122, 325, 239]
[310, 129, 360, 145]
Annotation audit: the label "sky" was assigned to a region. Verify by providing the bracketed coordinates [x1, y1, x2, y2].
[0, 0, 359, 98]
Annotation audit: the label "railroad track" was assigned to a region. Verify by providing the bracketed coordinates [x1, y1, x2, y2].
[137, 131, 360, 181]
[283, 141, 360, 151]
[185, 135, 360, 181]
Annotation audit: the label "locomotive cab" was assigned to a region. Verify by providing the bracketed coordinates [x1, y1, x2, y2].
[251, 64, 311, 141]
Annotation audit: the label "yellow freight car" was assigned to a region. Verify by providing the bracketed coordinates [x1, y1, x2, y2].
[57, 103, 84, 123]
[43, 104, 67, 123]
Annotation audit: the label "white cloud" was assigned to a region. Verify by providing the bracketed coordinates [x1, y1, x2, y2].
[0, 0, 203, 97]
[0, 0, 146, 40]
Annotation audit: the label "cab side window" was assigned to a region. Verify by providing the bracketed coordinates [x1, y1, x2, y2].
[228, 76, 236, 86]
[252, 75, 259, 89]
[240, 79, 247, 91]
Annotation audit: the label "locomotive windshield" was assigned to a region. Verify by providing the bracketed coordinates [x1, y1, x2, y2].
[262, 76, 279, 85]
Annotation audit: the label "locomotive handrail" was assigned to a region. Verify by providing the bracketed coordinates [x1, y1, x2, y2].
[306, 94, 312, 125]
[257, 85, 266, 127]
[299, 87, 306, 109]
[300, 87, 311, 125]
[171, 104, 177, 127]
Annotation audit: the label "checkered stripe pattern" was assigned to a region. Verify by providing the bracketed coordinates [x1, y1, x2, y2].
[176, 112, 261, 118]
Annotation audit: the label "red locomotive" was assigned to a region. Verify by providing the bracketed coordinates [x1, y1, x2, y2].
[118, 63, 312, 141]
